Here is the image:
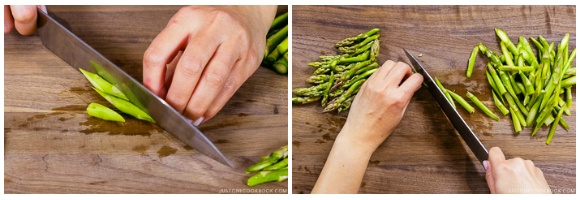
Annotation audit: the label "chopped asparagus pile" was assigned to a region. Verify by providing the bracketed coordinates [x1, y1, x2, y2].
[262, 12, 288, 75]
[80, 67, 155, 123]
[292, 28, 381, 113]
[438, 28, 575, 144]
[245, 145, 288, 187]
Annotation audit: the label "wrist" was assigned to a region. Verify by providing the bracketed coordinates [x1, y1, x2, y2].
[334, 130, 376, 159]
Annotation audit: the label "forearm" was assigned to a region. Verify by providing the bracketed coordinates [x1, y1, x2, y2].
[311, 133, 374, 193]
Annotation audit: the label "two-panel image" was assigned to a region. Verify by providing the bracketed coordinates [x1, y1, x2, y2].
[3, 5, 576, 195]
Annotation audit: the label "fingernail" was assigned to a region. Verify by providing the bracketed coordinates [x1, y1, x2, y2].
[483, 160, 489, 170]
[192, 116, 204, 126]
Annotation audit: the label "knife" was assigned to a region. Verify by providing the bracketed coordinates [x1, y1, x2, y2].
[403, 49, 488, 165]
[37, 8, 233, 167]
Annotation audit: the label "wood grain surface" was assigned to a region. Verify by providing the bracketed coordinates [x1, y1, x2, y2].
[292, 5, 576, 194]
[4, 5, 288, 193]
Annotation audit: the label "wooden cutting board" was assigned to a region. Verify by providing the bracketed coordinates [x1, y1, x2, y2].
[292, 5, 575, 194]
[4, 5, 288, 193]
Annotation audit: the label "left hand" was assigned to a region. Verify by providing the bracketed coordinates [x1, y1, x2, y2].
[143, 6, 277, 125]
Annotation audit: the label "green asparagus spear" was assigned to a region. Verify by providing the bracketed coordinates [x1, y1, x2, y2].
[94, 88, 155, 123]
[466, 46, 479, 78]
[466, 92, 499, 121]
[247, 169, 288, 187]
[265, 25, 288, 58]
[262, 158, 288, 171]
[273, 57, 288, 75]
[277, 37, 288, 55]
[434, 77, 456, 109]
[492, 92, 510, 115]
[335, 28, 380, 47]
[292, 82, 329, 97]
[79, 68, 129, 101]
[448, 90, 475, 113]
[269, 12, 288, 32]
[86, 102, 125, 122]
[292, 96, 321, 104]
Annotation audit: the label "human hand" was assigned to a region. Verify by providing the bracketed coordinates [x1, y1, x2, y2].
[485, 147, 551, 194]
[312, 60, 422, 193]
[4, 5, 46, 35]
[143, 6, 277, 125]
[337, 60, 423, 153]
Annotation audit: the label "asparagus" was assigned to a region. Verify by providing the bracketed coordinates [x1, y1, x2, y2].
[79, 68, 129, 101]
[94, 88, 155, 123]
[466, 92, 499, 121]
[324, 79, 365, 112]
[262, 12, 288, 75]
[434, 77, 456, 109]
[264, 25, 288, 58]
[448, 91, 475, 113]
[247, 169, 288, 187]
[277, 37, 288, 55]
[292, 96, 321, 104]
[293, 82, 329, 97]
[335, 28, 380, 47]
[273, 57, 288, 75]
[293, 28, 381, 113]
[245, 145, 288, 186]
[269, 12, 288, 32]
[466, 46, 478, 78]
[86, 102, 125, 122]
[469, 29, 575, 144]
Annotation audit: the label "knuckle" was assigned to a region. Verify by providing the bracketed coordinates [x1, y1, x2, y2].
[166, 95, 188, 113]
[204, 70, 227, 87]
[143, 49, 166, 67]
[513, 157, 525, 163]
[391, 93, 408, 107]
[178, 60, 204, 78]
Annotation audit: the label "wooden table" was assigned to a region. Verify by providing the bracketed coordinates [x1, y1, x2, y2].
[292, 5, 575, 194]
[4, 5, 288, 193]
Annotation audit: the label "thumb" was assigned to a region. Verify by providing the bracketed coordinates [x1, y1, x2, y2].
[484, 160, 496, 193]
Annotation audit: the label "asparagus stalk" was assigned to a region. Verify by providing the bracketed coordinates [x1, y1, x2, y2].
[448, 90, 475, 113]
[335, 28, 380, 47]
[264, 25, 288, 58]
[466, 46, 479, 78]
[94, 88, 155, 123]
[247, 169, 288, 187]
[86, 102, 125, 122]
[466, 92, 499, 121]
[80, 68, 129, 101]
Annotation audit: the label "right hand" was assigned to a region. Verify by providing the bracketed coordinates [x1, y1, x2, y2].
[4, 5, 46, 35]
[337, 60, 423, 153]
[485, 147, 551, 194]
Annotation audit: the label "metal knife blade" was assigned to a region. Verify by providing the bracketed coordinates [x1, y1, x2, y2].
[37, 9, 233, 167]
[404, 49, 488, 164]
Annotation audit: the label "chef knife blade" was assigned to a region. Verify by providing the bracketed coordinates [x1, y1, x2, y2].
[404, 49, 488, 165]
[36, 8, 233, 167]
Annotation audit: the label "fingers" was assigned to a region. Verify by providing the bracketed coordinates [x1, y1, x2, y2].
[165, 35, 221, 114]
[5, 5, 14, 34]
[368, 60, 396, 84]
[182, 41, 240, 121]
[143, 20, 190, 97]
[164, 51, 183, 91]
[488, 147, 506, 166]
[10, 5, 38, 35]
[202, 60, 251, 122]
[398, 73, 423, 97]
[385, 62, 413, 87]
